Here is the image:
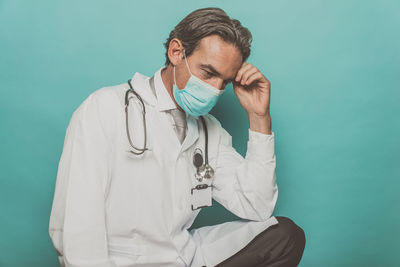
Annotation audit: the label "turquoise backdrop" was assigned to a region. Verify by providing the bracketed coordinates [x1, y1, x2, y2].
[1, 0, 399, 266]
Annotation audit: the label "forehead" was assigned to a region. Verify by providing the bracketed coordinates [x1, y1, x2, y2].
[191, 35, 243, 78]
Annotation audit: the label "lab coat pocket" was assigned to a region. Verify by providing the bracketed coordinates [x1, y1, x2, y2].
[108, 242, 147, 258]
[124, 128, 153, 160]
[108, 237, 148, 258]
[125, 149, 153, 160]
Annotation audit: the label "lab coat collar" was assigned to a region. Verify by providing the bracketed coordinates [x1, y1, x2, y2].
[129, 68, 199, 154]
[129, 72, 157, 107]
[153, 66, 178, 112]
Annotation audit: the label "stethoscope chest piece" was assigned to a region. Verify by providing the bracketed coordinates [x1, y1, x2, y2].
[197, 164, 214, 180]
[193, 148, 214, 182]
[193, 148, 204, 168]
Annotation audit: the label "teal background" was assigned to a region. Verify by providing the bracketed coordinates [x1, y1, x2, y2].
[1, 0, 399, 266]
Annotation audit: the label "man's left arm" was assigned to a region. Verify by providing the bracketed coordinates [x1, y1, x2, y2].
[212, 122, 277, 221]
[212, 63, 278, 221]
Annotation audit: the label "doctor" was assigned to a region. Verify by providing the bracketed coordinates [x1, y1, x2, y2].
[49, 7, 305, 267]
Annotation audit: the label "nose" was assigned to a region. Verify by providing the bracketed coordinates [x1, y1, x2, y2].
[210, 79, 225, 91]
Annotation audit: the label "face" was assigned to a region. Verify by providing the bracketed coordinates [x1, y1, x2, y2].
[171, 35, 243, 91]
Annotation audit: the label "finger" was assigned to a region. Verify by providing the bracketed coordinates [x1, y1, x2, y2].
[241, 66, 259, 85]
[235, 63, 252, 82]
[245, 72, 263, 86]
[235, 63, 253, 83]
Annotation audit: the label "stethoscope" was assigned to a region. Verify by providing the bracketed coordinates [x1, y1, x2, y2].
[124, 79, 215, 182]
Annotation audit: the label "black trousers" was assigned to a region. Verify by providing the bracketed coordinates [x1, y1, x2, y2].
[213, 216, 306, 267]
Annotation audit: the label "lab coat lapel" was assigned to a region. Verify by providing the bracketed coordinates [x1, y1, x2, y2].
[148, 111, 200, 162]
[150, 110, 181, 161]
[181, 115, 199, 153]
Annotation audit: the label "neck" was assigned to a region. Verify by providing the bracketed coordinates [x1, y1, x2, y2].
[161, 64, 184, 112]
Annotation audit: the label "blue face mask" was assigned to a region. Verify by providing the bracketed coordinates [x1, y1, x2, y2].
[173, 50, 224, 117]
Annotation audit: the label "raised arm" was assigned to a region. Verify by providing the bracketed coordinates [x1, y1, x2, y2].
[211, 121, 278, 221]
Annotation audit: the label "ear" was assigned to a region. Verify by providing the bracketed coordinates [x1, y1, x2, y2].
[168, 38, 185, 66]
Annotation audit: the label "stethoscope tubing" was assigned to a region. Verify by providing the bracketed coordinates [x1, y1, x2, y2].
[125, 79, 149, 155]
[125, 79, 209, 164]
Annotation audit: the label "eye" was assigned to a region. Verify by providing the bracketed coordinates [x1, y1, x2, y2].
[203, 70, 214, 78]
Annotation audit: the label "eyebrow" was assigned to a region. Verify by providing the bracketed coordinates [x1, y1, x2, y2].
[199, 64, 235, 83]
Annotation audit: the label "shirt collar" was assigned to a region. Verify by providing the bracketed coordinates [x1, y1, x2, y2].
[153, 66, 179, 112]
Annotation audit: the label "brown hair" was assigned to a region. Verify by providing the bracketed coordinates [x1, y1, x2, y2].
[163, 7, 252, 66]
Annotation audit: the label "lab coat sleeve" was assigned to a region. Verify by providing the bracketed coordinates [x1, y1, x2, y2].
[212, 124, 278, 222]
[49, 92, 116, 267]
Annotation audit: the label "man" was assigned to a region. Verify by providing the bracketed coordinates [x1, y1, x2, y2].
[49, 7, 305, 267]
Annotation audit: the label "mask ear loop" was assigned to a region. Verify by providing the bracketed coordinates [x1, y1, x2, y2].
[173, 64, 177, 89]
[183, 49, 193, 76]
[174, 49, 192, 90]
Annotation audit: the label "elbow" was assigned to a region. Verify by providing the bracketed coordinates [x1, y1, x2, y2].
[249, 177, 279, 222]
[256, 184, 279, 221]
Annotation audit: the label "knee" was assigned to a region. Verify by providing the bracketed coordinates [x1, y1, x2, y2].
[275, 216, 306, 247]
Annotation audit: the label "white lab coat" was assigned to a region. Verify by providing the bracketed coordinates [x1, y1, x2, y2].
[49, 66, 279, 267]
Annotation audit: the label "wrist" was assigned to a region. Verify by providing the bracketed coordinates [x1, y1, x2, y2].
[247, 112, 272, 135]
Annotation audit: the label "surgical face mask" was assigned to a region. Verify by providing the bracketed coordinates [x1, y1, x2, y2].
[173, 50, 224, 117]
